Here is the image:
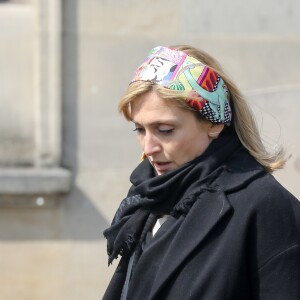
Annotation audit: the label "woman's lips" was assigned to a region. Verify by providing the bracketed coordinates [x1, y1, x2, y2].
[152, 161, 172, 173]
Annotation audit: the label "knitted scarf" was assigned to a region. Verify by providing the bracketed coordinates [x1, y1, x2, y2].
[103, 132, 242, 265]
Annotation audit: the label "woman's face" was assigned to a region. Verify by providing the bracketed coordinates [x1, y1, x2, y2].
[131, 91, 220, 175]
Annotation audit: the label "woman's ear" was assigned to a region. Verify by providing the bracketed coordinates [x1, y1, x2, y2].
[208, 124, 225, 139]
[141, 152, 147, 160]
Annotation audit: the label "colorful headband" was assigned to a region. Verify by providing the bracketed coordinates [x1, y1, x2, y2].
[131, 46, 232, 124]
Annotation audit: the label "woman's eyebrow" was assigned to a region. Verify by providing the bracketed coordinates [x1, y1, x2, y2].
[132, 119, 178, 127]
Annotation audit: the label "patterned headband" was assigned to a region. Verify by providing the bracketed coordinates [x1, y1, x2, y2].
[131, 46, 232, 124]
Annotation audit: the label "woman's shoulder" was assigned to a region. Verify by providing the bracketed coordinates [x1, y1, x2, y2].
[224, 148, 298, 203]
[220, 148, 300, 221]
[228, 168, 299, 211]
[226, 170, 300, 240]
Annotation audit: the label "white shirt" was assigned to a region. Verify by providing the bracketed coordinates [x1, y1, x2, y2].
[152, 215, 169, 236]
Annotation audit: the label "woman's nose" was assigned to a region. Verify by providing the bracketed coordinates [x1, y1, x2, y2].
[143, 133, 161, 156]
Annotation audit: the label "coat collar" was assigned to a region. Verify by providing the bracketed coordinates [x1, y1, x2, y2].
[150, 190, 231, 298]
[218, 148, 265, 193]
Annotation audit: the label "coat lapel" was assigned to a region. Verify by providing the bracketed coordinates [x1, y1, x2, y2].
[149, 158, 265, 299]
[150, 190, 232, 299]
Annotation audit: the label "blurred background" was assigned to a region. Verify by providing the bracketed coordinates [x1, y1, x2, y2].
[0, 0, 299, 299]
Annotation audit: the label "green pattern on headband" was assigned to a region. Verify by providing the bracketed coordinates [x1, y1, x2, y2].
[131, 46, 232, 124]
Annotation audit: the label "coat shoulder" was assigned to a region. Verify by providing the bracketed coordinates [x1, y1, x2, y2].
[226, 171, 300, 269]
[221, 148, 300, 216]
[233, 172, 299, 213]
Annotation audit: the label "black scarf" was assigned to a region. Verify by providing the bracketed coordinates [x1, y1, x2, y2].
[103, 132, 242, 265]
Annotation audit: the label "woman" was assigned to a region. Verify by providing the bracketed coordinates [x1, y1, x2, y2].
[103, 45, 300, 299]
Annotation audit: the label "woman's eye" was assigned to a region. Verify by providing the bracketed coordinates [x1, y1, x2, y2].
[158, 128, 174, 134]
[133, 127, 145, 134]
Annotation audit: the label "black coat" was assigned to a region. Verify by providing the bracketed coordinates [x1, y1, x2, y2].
[104, 151, 300, 300]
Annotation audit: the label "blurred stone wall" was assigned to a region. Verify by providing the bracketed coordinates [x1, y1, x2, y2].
[0, 2, 34, 166]
[0, 0, 299, 299]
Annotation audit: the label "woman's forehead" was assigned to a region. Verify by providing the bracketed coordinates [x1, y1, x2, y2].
[130, 92, 194, 125]
[131, 92, 177, 113]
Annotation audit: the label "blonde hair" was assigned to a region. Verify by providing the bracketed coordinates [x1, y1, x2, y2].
[119, 45, 286, 172]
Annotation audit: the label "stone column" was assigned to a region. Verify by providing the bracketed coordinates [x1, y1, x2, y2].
[0, 0, 71, 206]
[34, 0, 62, 167]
